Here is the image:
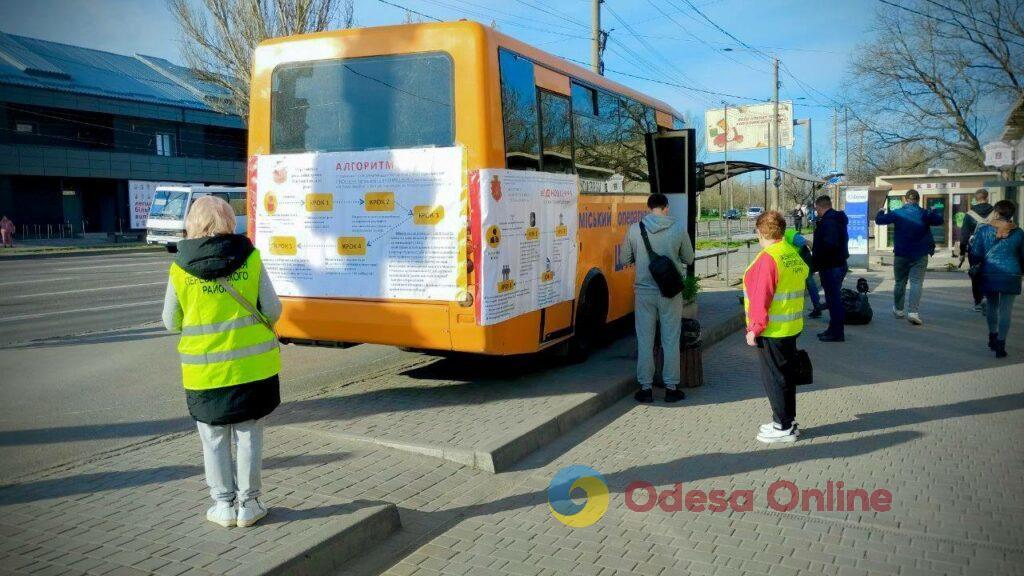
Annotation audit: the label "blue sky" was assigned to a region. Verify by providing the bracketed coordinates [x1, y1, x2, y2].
[2, 0, 881, 172]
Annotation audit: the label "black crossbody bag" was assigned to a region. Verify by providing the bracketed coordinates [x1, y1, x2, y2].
[639, 221, 684, 298]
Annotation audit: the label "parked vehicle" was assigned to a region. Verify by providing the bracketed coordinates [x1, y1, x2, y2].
[746, 206, 764, 219]
[146, 186, 246, 252]
[724, 208, 741, 220]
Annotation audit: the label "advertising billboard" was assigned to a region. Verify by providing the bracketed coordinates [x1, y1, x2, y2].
[705, 102, 794, 153]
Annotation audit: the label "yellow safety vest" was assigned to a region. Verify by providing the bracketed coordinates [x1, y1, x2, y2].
[744, 241, 809, 338]
[169, 250, 280, 390]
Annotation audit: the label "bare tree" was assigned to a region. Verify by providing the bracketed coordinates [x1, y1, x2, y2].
[844, 0, 1023, 173]
[169, 0, 355, 120]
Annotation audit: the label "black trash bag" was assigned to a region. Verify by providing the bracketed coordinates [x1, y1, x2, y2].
[841, 287, 873, 325]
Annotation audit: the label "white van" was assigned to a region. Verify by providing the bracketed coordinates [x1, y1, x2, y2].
[146, 185, 246, 252]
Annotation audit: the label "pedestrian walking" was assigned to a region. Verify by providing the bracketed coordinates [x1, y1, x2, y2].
[784, 228, 825, 318]
[1, 215, 15, 247]
[960, 189, 994, 312]
[620, 192, 695, 403]
[970, 200, 1023, 358]
[811, 195, 849, 342]
[744, 211, 809, 444]
[792, 206, 804, 233]
[875, 189, 942, 325]
[161, 195, 281, 528]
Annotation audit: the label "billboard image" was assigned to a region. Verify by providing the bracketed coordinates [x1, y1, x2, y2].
[705, 102, 794, 153]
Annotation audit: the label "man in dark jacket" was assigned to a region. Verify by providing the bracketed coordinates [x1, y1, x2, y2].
[960, 189, 994, 311]
[811, 195, 849, 342]
[875, 189, 943, 325]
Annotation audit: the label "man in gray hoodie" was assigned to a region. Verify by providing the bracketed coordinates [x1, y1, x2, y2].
[619, 193, 695, 403]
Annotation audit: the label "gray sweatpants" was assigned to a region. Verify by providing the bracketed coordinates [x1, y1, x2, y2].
[196, 419, 264, 503]
[893, 255, 928, 313]
[635, 290, 683, 390]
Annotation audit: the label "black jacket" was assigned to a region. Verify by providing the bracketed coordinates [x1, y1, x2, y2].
[811, 209, 849, 272]
[960, 202, 994, 257]
[174, 235, 280, 426]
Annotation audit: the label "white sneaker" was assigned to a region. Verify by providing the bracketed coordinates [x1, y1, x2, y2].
[237, 499, 267, 527]
[757, 425, 798, 444]
[907, 313, 923, 325]
[759, 422, 800, 436]
[206, 501, 236, 528]
[893, 307, 905, 319]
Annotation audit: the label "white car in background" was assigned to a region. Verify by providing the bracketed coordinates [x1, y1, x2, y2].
[746, 206, 764, 219]
[146, 185, 247, 252]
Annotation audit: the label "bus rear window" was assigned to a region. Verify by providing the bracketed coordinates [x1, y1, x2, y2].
[271, 53, 454, 153]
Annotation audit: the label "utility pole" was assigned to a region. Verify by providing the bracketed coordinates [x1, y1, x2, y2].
[771, 57, 780, 211]
[844, 107, 849, 182]
[723, 102, 731, 211]
[794, 118, 812, 206]
[591, 0, 603, 75]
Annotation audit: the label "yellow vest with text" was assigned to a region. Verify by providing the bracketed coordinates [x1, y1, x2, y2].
[744, 241, 809, 338]
[169, 250, 280, 390]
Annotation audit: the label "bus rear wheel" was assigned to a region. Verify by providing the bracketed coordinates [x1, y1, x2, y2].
[564, 274, 608, 363]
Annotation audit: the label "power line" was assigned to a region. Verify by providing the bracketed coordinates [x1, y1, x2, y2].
[512, 0, 589, 29]
[646, 0, 768, 76]
[377, 0, 442, 21]
[918, 0, 1024, 41]
[877, 0, 1024, 49]
[672, 0, 772, 62]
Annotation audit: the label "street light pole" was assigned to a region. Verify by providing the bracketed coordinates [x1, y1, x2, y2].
[591, 0, 602, 75]
[771, 57, 780, 211]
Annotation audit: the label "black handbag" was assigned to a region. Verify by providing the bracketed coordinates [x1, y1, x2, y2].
[639, 221, 684, 298]
[789, 349, 813, 386]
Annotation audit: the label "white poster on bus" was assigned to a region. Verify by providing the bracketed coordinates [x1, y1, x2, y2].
[252, 147, 465, 300]
[705, 101, 794, 153]
[471, 169, 578, 326]
[128, 180, 200, 229]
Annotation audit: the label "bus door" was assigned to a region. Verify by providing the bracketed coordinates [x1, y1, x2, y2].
[645, 129, 697, 272]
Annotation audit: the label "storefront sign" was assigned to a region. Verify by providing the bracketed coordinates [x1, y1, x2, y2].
[252, 147, 465, 301]
[471, 169, 579, 326]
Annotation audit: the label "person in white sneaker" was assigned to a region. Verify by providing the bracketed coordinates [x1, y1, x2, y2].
[743, 212, 808, 445]
[875, 189, 942, 325]
[162, 196, 282, 528]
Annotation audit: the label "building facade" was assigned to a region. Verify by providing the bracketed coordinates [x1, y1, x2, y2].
[873, 170, 1004, 257]
[0, 32, 245, 236]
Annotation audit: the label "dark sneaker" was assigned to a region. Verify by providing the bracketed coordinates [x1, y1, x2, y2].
[664, 388, 685, 403]
[818, 333, 845, 342]
[989, 333, 998, 351]
[808, 306, 823, 319]
[634, 388, 653, 403]
[996, 340, 1008, 358]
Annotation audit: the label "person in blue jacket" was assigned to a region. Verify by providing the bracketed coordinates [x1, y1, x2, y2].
[875, 189, 942, 325]
[970, 200, 1023, 358]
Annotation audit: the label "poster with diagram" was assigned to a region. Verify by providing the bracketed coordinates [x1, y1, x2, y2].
[252, 147, 465, 300]
[471, 169, 578, 326]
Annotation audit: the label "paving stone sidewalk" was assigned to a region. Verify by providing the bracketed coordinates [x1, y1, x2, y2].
[0, 290, 743, 575]
[368, 271, 1024, 576]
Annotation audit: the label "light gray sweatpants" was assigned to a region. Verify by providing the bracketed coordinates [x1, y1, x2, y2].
[196, 419, 264, 503]
[635, 289, 683, 390]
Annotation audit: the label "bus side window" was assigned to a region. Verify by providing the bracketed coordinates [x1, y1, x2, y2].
[498, 49, 540, 171]
[538, 90, 573, 174]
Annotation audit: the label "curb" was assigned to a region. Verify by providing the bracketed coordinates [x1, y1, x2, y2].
[0, 246, 164, 260]
[251, 501, 402, 576]
[303, 309, 747, 474]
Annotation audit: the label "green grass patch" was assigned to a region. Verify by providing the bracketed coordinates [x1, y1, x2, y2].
[696, 240, 746, 250]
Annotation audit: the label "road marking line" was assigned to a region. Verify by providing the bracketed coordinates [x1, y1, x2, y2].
[0, 277, 75, 287]
[10, 282, 167, 299]
[53, 262, 169, 272]
[0, 300, 163, 323]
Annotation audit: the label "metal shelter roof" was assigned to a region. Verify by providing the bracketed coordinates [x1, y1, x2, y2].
[701, 160, 827, 190]
[0, 31, 232, 113]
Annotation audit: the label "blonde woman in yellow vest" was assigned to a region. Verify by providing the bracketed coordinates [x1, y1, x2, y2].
[161, 195, 281, 528]
[743, 211, 809, 443]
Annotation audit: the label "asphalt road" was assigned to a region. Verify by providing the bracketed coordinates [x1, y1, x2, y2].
[0, 251, 415, 481]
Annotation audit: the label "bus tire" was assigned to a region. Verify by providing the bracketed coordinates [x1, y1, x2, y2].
[565, 270, 608, 363]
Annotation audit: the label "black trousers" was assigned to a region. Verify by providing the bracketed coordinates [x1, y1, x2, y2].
[756, 335, 798, 429]
[968, 255, 984, 305]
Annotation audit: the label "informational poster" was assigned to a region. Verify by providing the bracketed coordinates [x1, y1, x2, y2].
[128, 180, 200, 229]
[470, 169, 578, 326]
[845, 186, 869, 269]
[252, 147, 465, 300]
